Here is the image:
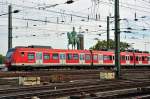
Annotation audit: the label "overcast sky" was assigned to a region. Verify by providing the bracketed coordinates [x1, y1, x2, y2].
[0, 0, 150, 55]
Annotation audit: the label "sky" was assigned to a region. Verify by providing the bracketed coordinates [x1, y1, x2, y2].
[0, 0, 150, 55]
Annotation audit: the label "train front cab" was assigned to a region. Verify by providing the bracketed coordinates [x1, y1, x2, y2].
[5, 48, 16, 68]
[14, 49, 60, 68]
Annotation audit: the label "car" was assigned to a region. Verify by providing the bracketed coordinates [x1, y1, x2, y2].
[5, 46, 150, 70]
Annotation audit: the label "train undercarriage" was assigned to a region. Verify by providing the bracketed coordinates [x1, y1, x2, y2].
[7, 64, 150, 71]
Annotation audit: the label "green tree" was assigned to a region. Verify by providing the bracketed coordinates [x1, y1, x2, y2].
[0, 54, 5, 64]
[90, 39, 130, 51]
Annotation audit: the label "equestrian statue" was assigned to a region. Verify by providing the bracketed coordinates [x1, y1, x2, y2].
[67, 27, 80, 49]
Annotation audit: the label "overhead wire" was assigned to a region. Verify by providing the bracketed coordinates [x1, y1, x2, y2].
[0, 0, 150, 40]
[0, 1, 107, 22]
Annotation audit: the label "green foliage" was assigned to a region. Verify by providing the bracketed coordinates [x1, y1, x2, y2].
[0, 54, 5, 64]
[90, 39, 130, 51]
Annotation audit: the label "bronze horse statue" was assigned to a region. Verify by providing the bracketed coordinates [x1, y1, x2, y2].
[67, 27, 79, 49]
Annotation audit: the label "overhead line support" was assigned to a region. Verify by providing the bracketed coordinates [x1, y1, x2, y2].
[114, 0, 121, 79]
[107, 16, 110, 50]
[8, 5, 12, 49]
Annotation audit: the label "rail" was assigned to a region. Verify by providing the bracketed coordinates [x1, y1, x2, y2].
[0, 79, 150, 98]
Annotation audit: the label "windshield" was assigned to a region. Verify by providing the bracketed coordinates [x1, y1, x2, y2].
[6, 48, 15, 59]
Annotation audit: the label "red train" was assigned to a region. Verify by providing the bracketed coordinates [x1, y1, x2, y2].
[5, 46, 150, 70]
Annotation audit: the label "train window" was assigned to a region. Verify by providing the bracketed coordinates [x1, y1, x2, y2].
[103, 55, 109, 60]
[142, 56, 145, 61]
[113, 56, 115, 60]
[67, 53, 72, 60]
[36, 53, 42, 60]
[121, 56, 125, 61]
[136, 56, 139, 61]
[52, 53, 58, 60]
[21, 52, 25, 57]
[143, 56, 148, 61]
[85, 54, 91, 60]
[109, 55, 113, 60]
[6, 49, 15, 59]
[28, 53, 34, 60]
[99, 55, 103, 60]
[44, 54, 50, 60]
[93, 55, 98, 60]
[60, 54, 65, 59]
[145, 57, 148, 61]
[148, 57, 150, 61]
[6, 52, 13, 59]
[126, 56, 129, 60]
[140, 57, 142, 61]
[125, 56, 128, 60]
[60, 54, 63, 59]
[139, 57, 141, 61]
[80, 54, 84, 60]
[73, 54, 79, 60]
[130, 56, 133, 61]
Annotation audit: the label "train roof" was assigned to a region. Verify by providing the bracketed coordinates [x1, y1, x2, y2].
[15, 45, 52, 49]
[12, 46, 150, 55]
[15, 47, 90, 53]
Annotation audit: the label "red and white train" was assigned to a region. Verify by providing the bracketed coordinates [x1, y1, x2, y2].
[5, 46, 150, 70]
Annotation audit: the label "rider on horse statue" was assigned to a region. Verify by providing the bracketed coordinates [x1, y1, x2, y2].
[67, 27, 80, 49]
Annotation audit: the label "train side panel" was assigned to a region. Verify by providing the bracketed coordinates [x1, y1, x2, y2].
[5, 47, 150, 70]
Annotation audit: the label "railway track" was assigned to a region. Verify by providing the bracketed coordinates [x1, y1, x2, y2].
[0, 79, 119, 98]
[91, 87, 150, 99]
[0, 69, 150, 85]
[0, 79, 150, 99]
[0, 69, 150, 98]
[0, 69, 105, 77]
[0, 68, 150, 77]
[0, 79, 117, 94]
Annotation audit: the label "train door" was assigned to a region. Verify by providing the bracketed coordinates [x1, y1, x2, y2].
[36, 52, 43, 64]
[139, 56, 142, 65]
[149, 56, 150, 64]
[126, 55, 130, 65]
[112, 55, 115, 65]
[60, 53, 66, 65]
[79, 53, 85, 64]
[98, 54, 103, 64]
